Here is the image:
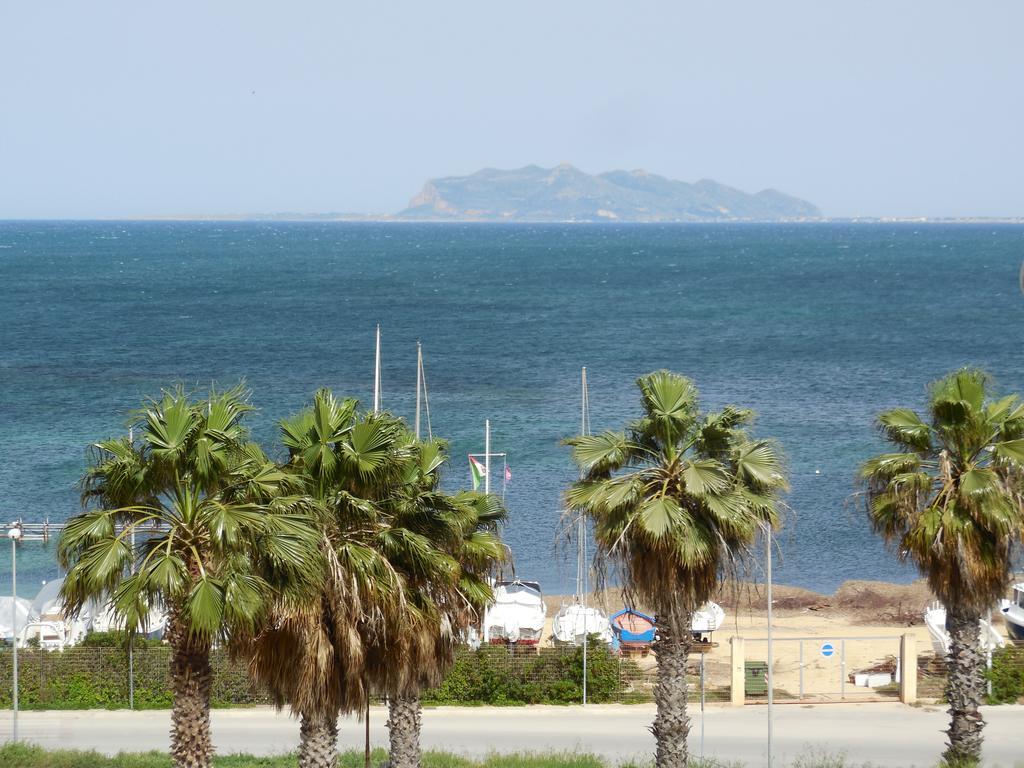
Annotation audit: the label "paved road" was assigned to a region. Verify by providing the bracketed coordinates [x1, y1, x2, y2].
[2, 703, 1023, 767]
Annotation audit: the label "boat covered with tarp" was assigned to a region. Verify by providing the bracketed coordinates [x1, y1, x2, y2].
[483, 579, 546, 645]
[0, 596, 33, 642]
[552, 604, 613, 645]
[21, 578, 91, 649]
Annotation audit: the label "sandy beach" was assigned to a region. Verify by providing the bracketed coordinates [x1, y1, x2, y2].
[542, 578, 1014, 701]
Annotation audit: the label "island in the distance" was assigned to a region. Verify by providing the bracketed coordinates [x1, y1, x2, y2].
[396, 163, 821, 222]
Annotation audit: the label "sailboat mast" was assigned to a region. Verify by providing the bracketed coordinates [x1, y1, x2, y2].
[484, 419, 491, 495]
[581, 366, 589, 706]
[373, 324, 382, 414]
[580, 367, 589, 594]
[415, 342, 422, 440]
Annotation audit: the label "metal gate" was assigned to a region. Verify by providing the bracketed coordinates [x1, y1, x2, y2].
[743, 636, 903, 702]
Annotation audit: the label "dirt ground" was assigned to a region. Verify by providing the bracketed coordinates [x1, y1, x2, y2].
[544, 577, 937, 638]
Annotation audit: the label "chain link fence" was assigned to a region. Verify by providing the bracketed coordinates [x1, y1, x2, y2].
[3, 640, 1018, 710]
[0, 646, 262, 710]
[0, 643, 733, 709]
[915, 643, 1024, 703]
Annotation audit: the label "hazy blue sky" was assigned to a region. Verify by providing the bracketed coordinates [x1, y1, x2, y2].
[2, 2, 1021, 218]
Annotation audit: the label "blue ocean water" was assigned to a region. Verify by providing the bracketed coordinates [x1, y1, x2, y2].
[2, 221, 1023, 598]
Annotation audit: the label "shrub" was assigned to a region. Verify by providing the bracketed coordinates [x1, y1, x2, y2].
[986, 644, 1024, 704]
[0, 637, 651, 709]
[79, 631, 164, 649]
[423, 638, 642, 706]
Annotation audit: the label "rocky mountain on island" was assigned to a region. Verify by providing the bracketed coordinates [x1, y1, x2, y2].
[397, 164, 820, 222]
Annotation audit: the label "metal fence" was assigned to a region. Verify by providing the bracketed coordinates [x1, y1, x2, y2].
[0, 646, 262, 710]
[0, 643, 739, 710]
[915, 642, 1024, 703]
[742, 636, 903, 703]
[3, 640, 1019, 711]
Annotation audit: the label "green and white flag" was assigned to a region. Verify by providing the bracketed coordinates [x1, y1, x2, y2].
[469, 455, 487, 490]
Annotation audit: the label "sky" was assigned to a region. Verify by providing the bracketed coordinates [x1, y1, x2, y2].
[1, 1, 1022, 219]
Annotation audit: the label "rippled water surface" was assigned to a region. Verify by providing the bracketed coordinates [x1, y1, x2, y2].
[2, 221, 1023, 596]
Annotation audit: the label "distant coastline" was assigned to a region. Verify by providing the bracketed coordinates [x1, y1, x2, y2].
[5, 164, 1022, 224]
[83, 215, 1024, 224]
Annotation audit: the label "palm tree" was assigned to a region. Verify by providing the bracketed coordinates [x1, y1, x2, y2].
[246, 389, 412, 768]
[565, 371, 786, 768]
[58, 386, 319, 768]
[375, 440, 507, 768]
[861, 368, 1024, 765]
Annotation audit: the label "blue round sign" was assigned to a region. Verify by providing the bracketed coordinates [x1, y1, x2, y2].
[821, 642, 835, 658]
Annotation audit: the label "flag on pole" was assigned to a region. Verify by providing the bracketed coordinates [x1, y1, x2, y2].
[469, 455, 487, 490]
[505, 464, 512, 483]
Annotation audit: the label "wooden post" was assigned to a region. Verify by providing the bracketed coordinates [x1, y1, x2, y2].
[900, 634, 917, 704]
[730, 636, 746, 707]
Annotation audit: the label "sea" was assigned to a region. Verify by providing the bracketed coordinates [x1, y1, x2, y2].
[2, 221, 1023, 599]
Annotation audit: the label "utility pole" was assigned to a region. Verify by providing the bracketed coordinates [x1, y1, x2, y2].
[373, 324, 381, 414]
[8, 522, 22, 743]
[581, 366, 589, 706]
[415, 342, 422, 440]
[484, 420, 490, 495]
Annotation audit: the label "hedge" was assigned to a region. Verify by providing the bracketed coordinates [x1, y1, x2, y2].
[0, 638, 649, 709]
[986, 644, 1024, 704]
[423, 641, 645, 705]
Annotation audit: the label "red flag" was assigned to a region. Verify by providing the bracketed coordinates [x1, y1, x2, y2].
[505, 465, 512, 483]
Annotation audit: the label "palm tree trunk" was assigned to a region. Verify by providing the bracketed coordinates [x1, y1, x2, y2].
[386, 695, 423, 768]
[299, 711, 339, 768]
[652, 609, 692, 768]
[166, 619, 214, 768]
[944, 607, 986, 766]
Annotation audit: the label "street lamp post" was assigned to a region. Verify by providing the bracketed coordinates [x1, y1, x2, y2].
[8, 522, 22, 743]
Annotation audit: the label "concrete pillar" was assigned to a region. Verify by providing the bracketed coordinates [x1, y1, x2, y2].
[730, 636, 745, 706]
[900, 634, 917, 704]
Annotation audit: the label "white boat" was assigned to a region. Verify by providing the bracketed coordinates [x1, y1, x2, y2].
[482, 580, 546, 645]
[88, 600, 167, 640]
[19, 578, 91, 650]
[552, 603, 613, 645]
[923, 601, 1005, 657]
[0, 596, 33, 643]
[999, 583, 1024, 643]
[691, 602, 726, 643]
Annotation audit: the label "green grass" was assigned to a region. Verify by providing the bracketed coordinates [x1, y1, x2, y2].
[7, 744, 1000, 768]
[0, 744, 609, 768]
[0, 744, 735, 768]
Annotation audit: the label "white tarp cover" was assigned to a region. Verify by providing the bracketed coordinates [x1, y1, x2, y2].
[0, 597, 33, 639]
[89, 601, 168, 638]
[552, 604, 613, 645]
[692, 602, 726, 633]
[30, 578, 66, 618]
[484, 581, 546, 642]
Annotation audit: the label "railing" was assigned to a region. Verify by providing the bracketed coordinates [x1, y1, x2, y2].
[739, 635, 904, 703]
[3, 637, 1019, 710]
[0, 643, 732, 709]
